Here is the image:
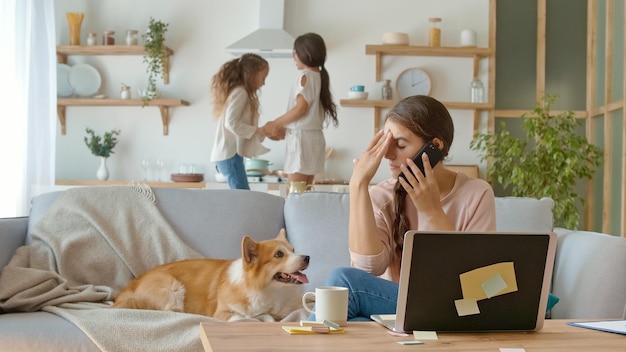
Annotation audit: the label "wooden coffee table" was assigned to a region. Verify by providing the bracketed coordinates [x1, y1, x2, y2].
[200, 319, 624, 351]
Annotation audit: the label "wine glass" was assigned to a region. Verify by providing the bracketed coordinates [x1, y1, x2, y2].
[155, 158, 164, 181]
[141, 157, 151, 181]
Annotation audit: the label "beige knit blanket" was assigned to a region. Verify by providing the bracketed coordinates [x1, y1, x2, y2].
[0, 185, 307, 351]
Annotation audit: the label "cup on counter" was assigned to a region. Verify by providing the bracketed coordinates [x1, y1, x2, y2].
[350, 85, 365, 92]
[178, 163, 197, 174]
[288, 181, 312, 195]
[302, 286, 349, 326]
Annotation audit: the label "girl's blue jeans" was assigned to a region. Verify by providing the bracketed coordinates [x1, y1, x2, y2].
[215, 154, 249, 190]
[319, 267, 398, 321]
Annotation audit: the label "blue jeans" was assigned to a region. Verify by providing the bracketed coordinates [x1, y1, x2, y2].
[215, 154, 249, 190]
[320, 267, 398, 321]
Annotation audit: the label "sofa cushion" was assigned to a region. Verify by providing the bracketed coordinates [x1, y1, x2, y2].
[551, 228, 626, 319]
[153, 188, 285, 259]
[0, 217, 27, 269]
[495, 197, 554, 232]
[0, 312, 98, 351]
[284, 192, 351, 293]
[27, 191, 62, 244]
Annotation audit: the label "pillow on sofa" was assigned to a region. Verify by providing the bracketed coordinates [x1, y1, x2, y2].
[495, 197, 554, 232]
[284, 192, 351, 293]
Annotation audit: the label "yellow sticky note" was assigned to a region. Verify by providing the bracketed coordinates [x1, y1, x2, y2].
[482, 273, 508, 298]
[454, 298, 480, 316]
[459, 262, 518, 301]
[413, 331, 438, 340]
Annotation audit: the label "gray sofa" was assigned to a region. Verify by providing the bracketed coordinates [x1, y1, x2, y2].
[1, 188, 625, 351]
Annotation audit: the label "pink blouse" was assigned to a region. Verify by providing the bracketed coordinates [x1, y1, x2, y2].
[350, 172, 496, 282]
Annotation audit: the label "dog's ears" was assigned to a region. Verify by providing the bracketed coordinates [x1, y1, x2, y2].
[275, 228, 287, 241]
[242, 235, 259, 264]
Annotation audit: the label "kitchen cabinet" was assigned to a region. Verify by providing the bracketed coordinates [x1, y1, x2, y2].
[56, 45, 189, 136]
[340, 44, 495, 134]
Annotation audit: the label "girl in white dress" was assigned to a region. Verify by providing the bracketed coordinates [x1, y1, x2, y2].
[263, 33, 338, 188]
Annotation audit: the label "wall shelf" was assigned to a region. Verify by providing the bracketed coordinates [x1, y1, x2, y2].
[365, 45, 492, 81]
[57, 98, 190, 136]
[341, 44, 494, 133]
[56, 45, 174, 83]
[56, 44, 188, 135]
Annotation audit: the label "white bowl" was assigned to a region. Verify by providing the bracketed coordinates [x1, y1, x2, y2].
[347, 91, 369, 100]
[382, 32, 409, 45]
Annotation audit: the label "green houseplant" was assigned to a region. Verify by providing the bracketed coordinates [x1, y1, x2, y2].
[84, 128, 120, 158]
[84, 128, 120, 181]
[469, 95, 602, 229]
[142, 17, 169, 103]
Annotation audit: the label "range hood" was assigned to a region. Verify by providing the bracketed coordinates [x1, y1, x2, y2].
[226, 0, 294, 58]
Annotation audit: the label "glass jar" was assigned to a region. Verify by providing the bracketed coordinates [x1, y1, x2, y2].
[120, 84, 131, 99]
[86, 32, 97, 46]
[428, 17, 442, 47]
[470, 79, 485, 103]
[382, 79, 393, 100]
[102, 30, 115, 45]
[125, 30, 138, 45]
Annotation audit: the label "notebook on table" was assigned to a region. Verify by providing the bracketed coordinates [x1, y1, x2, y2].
[371, 231, 557, 333]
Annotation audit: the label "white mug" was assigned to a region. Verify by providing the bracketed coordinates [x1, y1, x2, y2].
[302, 286, 349, 326]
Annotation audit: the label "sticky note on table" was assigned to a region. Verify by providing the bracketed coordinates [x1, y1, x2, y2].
[454, 298, 480, 316]
[412, 331, 438, 340]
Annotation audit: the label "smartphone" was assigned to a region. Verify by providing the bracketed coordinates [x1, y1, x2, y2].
[399, 141, 444, 181]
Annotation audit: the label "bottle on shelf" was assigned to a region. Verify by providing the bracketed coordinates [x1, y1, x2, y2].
[470, 78, 485, 103]
[86, 32, 97, 46]
[382, 79, 393, 100]
[428, 17, 442, 47]
[125, 30, 138, 45]
[120, 83, 131, 99]
[102, 30, 115, 45]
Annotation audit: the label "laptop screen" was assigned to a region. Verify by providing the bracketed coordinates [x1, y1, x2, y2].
[395, 231, 557, 332]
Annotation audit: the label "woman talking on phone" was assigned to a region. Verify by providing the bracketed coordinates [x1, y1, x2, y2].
[327, 95, 496, 321]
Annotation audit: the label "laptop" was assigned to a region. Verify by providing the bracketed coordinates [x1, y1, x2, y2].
[371, 231, 557, 333]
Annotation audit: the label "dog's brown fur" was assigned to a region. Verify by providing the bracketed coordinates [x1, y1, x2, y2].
[112, 229, 309, 321]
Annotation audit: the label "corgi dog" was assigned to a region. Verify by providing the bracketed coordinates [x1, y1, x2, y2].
[113, 229, 310, 321]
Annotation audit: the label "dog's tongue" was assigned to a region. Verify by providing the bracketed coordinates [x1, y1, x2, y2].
[291, 271, 309, 284]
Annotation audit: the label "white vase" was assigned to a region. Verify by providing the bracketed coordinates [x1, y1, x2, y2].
[97, 157, 109, 181]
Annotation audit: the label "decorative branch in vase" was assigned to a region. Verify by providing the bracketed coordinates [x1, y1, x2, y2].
[84, 128, 121, 181]
[142, 17, 169, 105]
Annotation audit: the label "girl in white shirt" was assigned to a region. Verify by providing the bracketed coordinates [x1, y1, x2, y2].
[210, 54, 274, 189]
[263, 33, 338, 189]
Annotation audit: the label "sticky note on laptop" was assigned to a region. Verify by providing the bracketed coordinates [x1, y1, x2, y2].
[459, 262, 518, 300]
[454, 298, 480, 316]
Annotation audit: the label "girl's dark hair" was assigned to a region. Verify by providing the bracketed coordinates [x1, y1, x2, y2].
[211, 53, 268, 119]
[293, 33, 338, 127]
[387, 95, 454, 258]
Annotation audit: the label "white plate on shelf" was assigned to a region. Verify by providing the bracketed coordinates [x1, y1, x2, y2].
[68, 63, 101, 97]
[57, 63, 73, 97]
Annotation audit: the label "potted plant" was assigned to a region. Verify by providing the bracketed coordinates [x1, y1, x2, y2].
[84, 127, 121, 181]
[469, 95, 602, 230]
[142, 17, 169, 103]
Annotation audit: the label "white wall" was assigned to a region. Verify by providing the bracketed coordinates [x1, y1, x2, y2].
[54, 0, 489, 184]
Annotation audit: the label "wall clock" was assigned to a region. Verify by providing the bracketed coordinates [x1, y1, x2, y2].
[396, 68, 432, 99]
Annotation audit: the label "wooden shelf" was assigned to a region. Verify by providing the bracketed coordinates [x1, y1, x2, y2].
[340, 99, 493, 133]
[55, 179, 206, 189]
[56, 45, 174, 83]
[340, 99, 493, 110]
[365, 45, 492, 82]
[344, 44, 495, 133]
[57, 98, 190, 136]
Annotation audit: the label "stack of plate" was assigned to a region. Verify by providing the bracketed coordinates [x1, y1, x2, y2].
[57, 63, 102, 97]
